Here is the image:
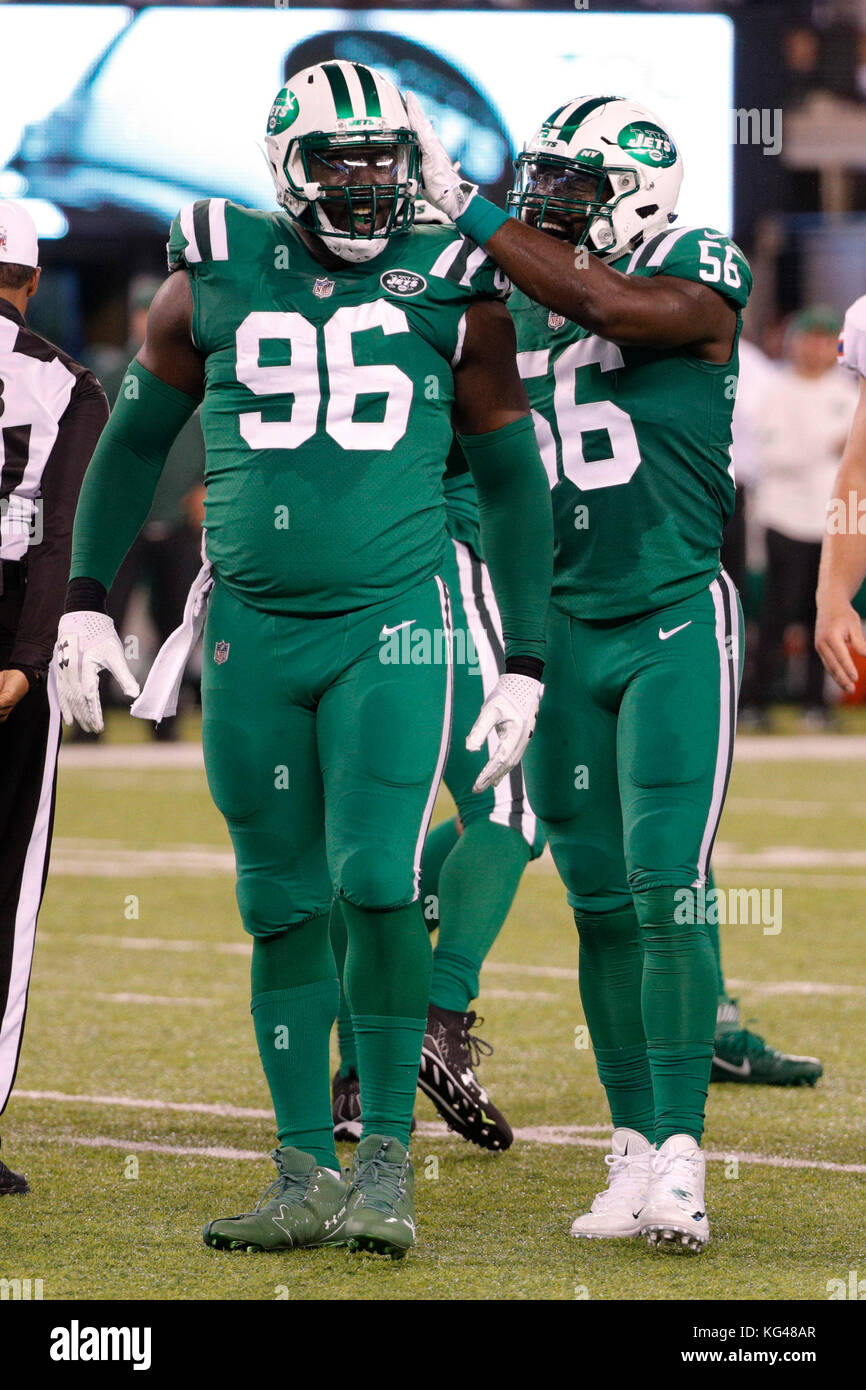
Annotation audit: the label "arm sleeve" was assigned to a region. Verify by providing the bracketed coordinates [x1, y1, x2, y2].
[8, 371, 109, 675]
[69, 359, 200, 590]
[457, 415, 553, 666]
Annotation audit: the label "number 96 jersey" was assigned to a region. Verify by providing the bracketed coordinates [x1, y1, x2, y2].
[167, 199, 508, 616]
[510, 225, 752, 621]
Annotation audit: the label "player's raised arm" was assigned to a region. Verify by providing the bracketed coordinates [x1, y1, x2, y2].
[452, 297, 553, 792]
[408, 92, 737, 358]
[56, 269, 204, 732]
[816, 374, 866, 691]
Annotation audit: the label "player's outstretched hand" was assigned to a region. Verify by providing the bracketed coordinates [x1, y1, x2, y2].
[815, 600, 866, 693]
[467, 673, 544, 793]
[55, 611, 140, 733]
[405, 92, 479, 224]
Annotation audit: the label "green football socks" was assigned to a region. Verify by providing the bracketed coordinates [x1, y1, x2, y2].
[338, 898, 432, 1148]
[250, 912, 340, 1171]
[634, 886, 717, 1145]
[573, 904, 655, 1142]
[429, 818, 530, 1012]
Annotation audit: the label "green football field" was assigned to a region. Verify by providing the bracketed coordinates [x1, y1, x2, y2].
[3, 716, 866, 1301]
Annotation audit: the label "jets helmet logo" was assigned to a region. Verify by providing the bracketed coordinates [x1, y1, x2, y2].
[617, 121, 677, 168]
[267, 88, 299, 135]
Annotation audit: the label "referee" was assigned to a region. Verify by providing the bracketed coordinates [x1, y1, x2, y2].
[0, 202, 108, 1193]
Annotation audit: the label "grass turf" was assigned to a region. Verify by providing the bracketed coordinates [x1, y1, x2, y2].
[2, 721, 865, 1299]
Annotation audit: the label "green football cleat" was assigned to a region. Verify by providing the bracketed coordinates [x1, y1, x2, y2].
[712, 999, 823, 1087]
[203, 1147, 348, 1252]
[344, 1134, 415, 1259]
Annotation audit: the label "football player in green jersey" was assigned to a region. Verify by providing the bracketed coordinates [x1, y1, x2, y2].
[56, 61, 553, 1260]
[411, 91, 761, 1253]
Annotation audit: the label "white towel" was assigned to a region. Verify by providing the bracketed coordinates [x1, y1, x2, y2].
[131, 555, 214, 723]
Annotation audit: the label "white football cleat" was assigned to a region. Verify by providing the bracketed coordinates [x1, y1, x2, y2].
[570, 1128, 654, 1239]
[641, 1134, 710, 1253]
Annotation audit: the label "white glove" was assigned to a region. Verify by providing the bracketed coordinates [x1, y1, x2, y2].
[55, 611, 140, 733]
[406, 92, 480, 224]
[466, 673, 544, 793]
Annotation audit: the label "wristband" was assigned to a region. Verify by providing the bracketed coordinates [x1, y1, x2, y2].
[505, 655, 545, 682]
[65, 577, 108, 614]
[456, 194, 509, 248]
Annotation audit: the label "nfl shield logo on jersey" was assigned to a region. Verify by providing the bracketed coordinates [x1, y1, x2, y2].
[548, 310, 567, 331]
[313, 277, 335, 299]
[213, 640, 230, 665]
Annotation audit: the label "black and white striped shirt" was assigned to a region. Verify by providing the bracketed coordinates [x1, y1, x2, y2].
[0, 297, 108, 680]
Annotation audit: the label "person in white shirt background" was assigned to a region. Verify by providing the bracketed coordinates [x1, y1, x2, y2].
[742, 308, 858, 728]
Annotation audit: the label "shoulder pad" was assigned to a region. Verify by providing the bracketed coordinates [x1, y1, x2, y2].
[427, 229, 510, 300]
[625, 225, 752, 309]
[167, 198, 230, 271]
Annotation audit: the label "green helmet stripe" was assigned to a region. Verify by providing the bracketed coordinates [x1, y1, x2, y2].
[322, 62, 354, 120]
[557, 95, 621, 144]
[356, 64, 383, 119]
[544, 102, 571, 127]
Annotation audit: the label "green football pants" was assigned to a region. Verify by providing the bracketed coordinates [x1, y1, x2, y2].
[201, 575, 454, 930]
[524, 574, 743, 909]
[524, 572, 743, 1142]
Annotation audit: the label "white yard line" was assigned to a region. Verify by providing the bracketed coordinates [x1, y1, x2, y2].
[12, 1094, 864, 1174]
[50, 839, 234, 877]
[715, 846, 866, 869]
[60, 745, 205, 770]
[35, 935, 864, 997]
[16, 1089, 273, 1120]
[724, 979, 866, 997]
[58, 735, 866, 771]
[733, 735, 866, 761]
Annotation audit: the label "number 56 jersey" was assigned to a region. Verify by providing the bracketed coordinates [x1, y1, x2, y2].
[167, 199, 509, 615]
[510, 225, 752, 621]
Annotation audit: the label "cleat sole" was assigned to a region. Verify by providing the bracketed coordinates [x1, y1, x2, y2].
[644, 1223, 708, 1255]
[347, 1234, 409, 1260]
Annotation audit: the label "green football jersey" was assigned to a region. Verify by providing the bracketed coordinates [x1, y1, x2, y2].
[509, 224, 752, 620]
[167, 199, 508, 615]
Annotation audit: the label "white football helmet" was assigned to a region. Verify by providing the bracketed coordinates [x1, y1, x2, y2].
[264, 60, 420, 263]
[508, 95, 683, 262]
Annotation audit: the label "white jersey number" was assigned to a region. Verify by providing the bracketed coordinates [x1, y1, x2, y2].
[235, 301, 413, 452]
[518, 336, 641, 491]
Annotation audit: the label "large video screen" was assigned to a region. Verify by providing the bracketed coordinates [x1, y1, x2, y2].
[0, 6, 734, 241]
